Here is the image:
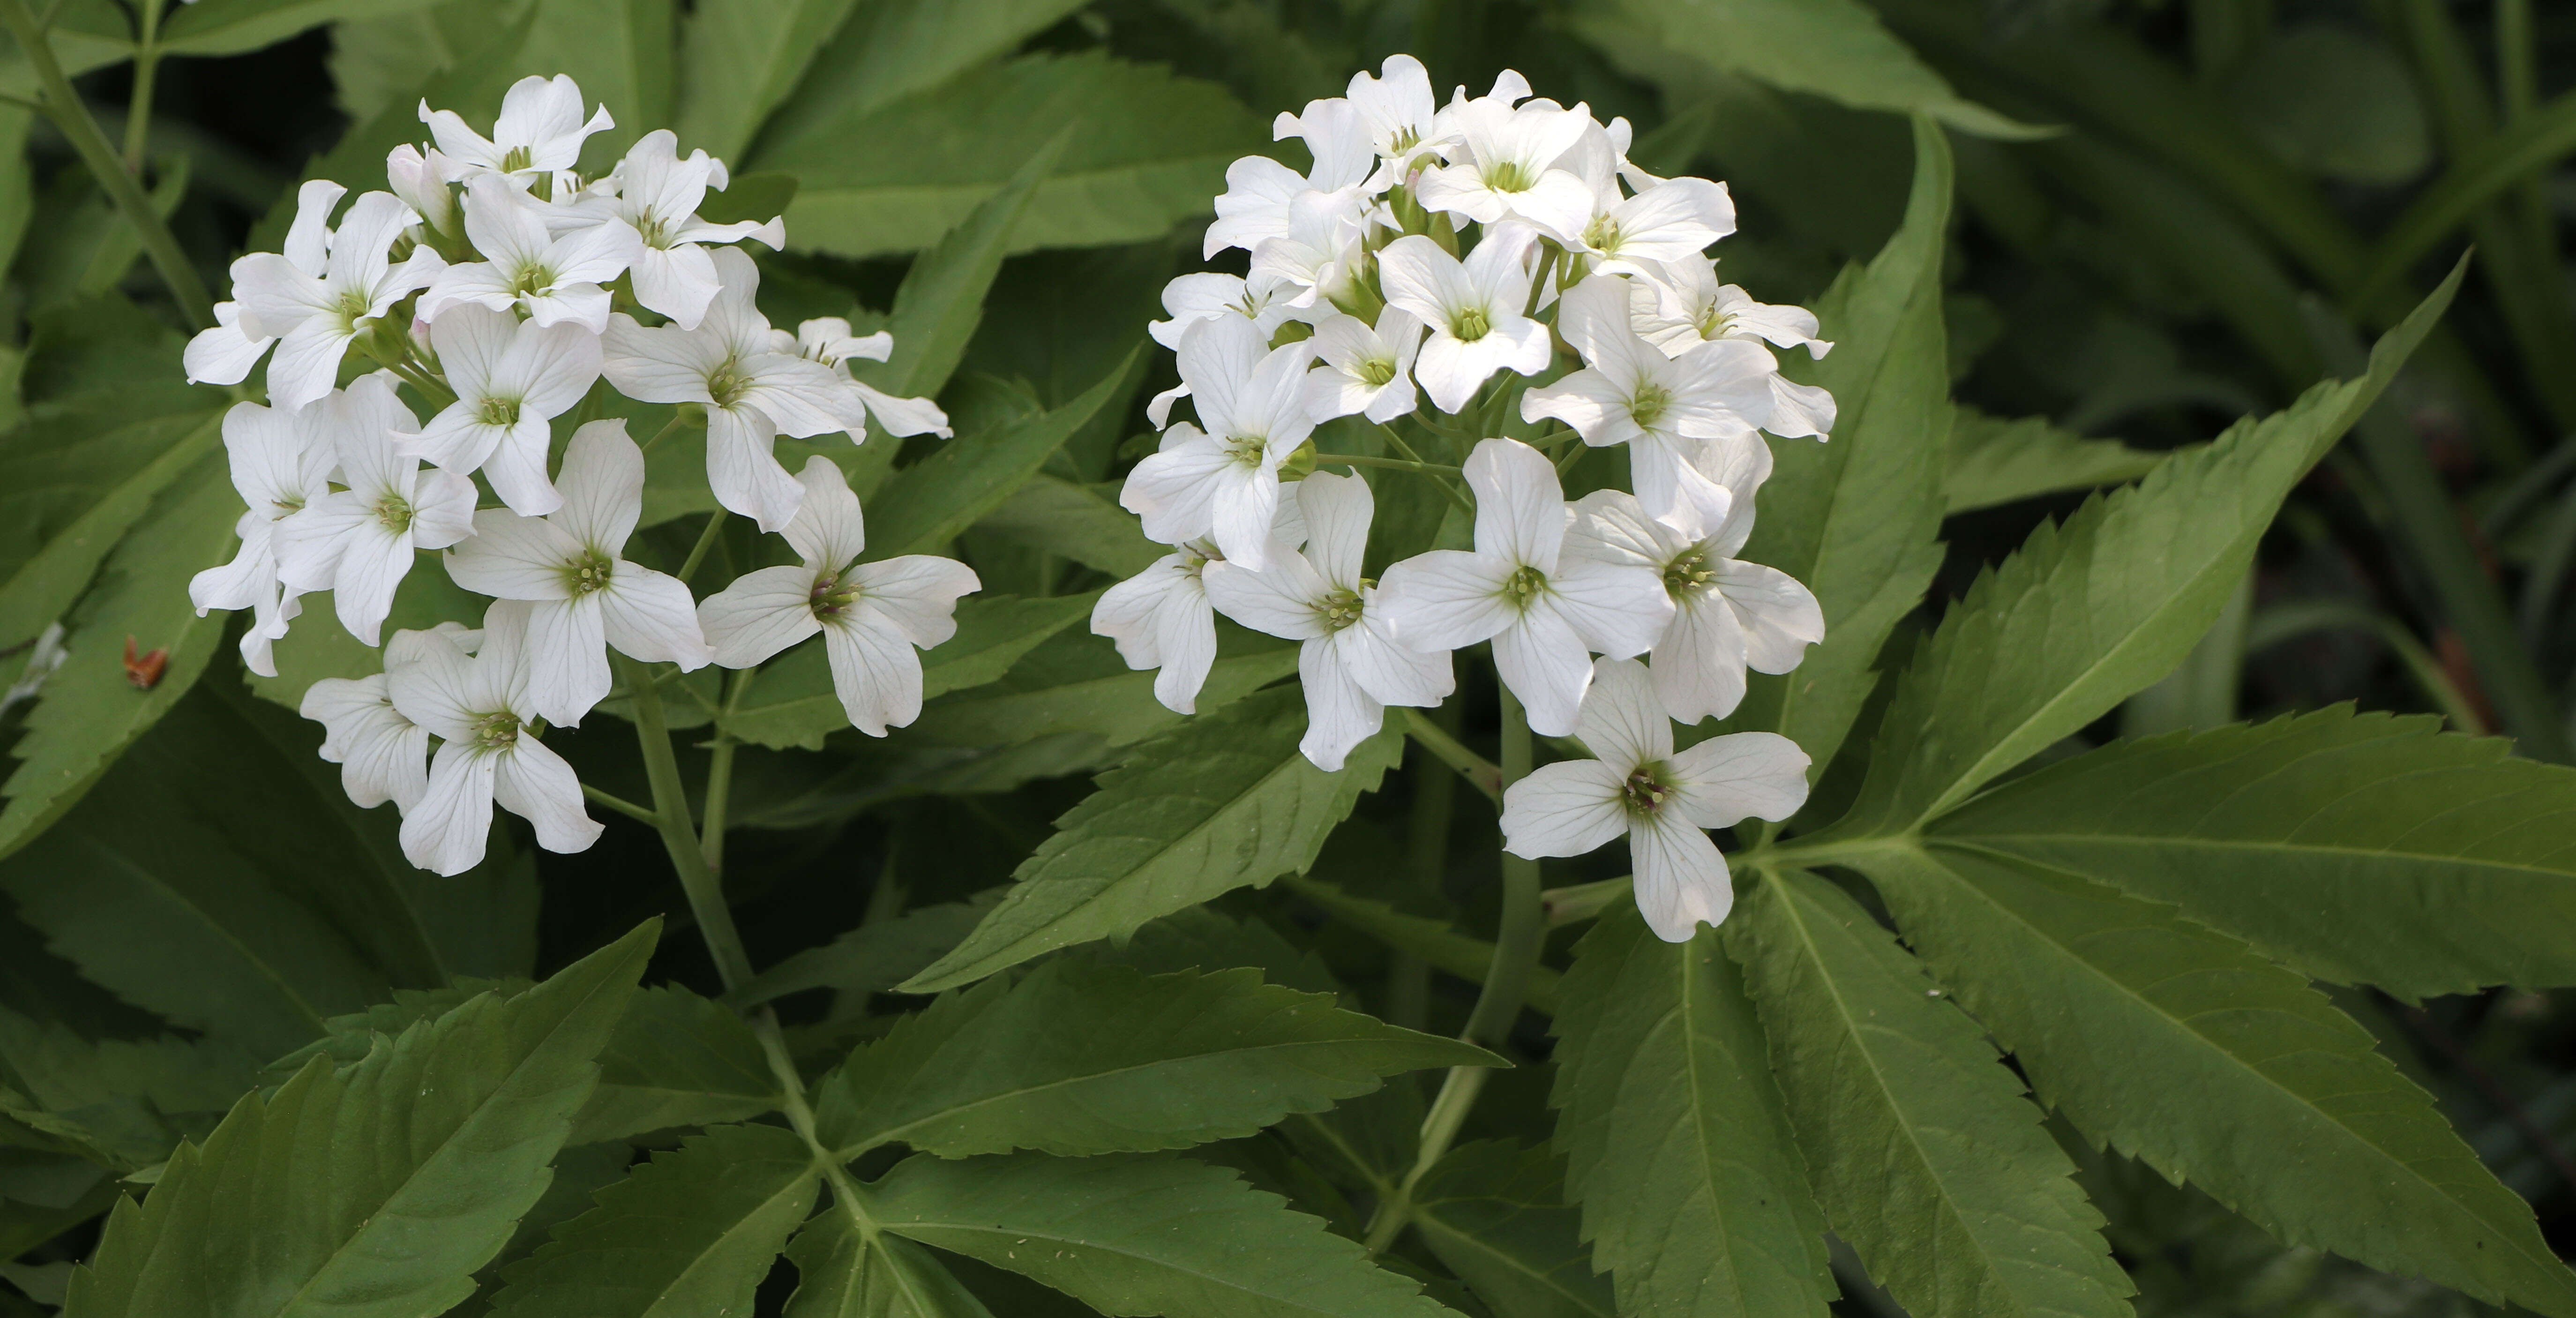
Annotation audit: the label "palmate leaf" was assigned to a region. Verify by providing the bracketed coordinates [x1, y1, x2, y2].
[63, 922, 657, 1318]
[750, 51, 1266, 260]
[720, 593, 1098, 751]
[487, 1123, 818, 1317]
[869, 1151, 1457, 1318]
[1724, 118, 1950, 784]
[1410, 1141, 1614, 1318]
[1548, 904, 1831, 1318]
[786, 1217, 996, 1318]
[1857, 842, 2576, 1317]
[1724, 868, 2131, 1318]
[1941, 407, 2167, 515]
[1826, 259, 2465, 837]
[817, 960, 1492, 1159]
[903, 687, 1401, 991]
[1932, 706, 2576, 1000]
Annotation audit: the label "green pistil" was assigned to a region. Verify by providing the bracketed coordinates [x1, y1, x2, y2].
[563, 548, 615, 597]
[1359, 357, 1398, 387]
[1225, 434, 1269, 467]
[479, 396, 523, 427]
[1620, 763, 1677, 818]
[509, 263, 559, 298]
[1629, 382, 1674, 431]
[1583, 214, 1622, 253]
[1318, 587, 1365, 632]
[374, 494, 413, 535]
[1503, 564, 1548, 611]
[1662, 546, 1716, 599]
[332, 289, 373, 332]
[810, 570, 862, 619]
[1454, 307, 1491, 342]
[1484, 160, 1538, 193]
[469, 709, 523, 753]
[707, 359, 752, 407]
[635, 212, 672, 249]
[501, 145, 532, 173]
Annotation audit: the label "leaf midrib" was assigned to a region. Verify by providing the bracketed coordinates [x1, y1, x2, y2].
[1411, 1206, 1611, 1318]
[1938, 830, 2576, 879]
[1675, 948, 1783, 1318]
[891, 1214, 1360, 1318]
[77, 833, 332, 1036]
[633, 1164, 818, 1317]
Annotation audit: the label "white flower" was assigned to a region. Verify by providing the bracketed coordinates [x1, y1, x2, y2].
[1249, 189, 1370, 314]
[272, 375, 477, 646]
[784, 317, 952, 441]
[1375, 438, 1671, 736]
[1342, 53, 1442, 183]
[1567, 441, 1822, 722]
[1412, 85, 1595, 239]
[403, 303, 602, 517]
[563, 129, 785, 330]
[443, 421, 712, 726]
[190, 400, 332, 677]
[1208, 98, 1375, 259]
[1119, 315, 1317, 571]
[301, 622, 479, 811]
[1376, 225, 1551, 413]
[1522, 274, 1776, 540]
[1147, 270, 1304, 352]
[696, 458, 980, 736]
[1092, 499, 1307, 716]
[1501, 657, 1809, 941]
[421, 175, 642, 332]
[225, 182, 445, 409]
[1303, 307, 1423, 425]
[1202, 471, 1453, 770]
[420, 75, 615, 184]
[391, 600, 603, 875]
[1632, 260, 1836, 440]
[601, 247, 867, 532]
[182, 301, 272, 386]
[386, 143, 465, 237]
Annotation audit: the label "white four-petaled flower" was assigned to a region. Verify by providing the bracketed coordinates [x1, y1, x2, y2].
[224, 182, 445, 408]
[1120, 315, 1318, 571]
[301, 622, 479, 812]
[272, 375, 477, 646]
[391, 601, 603, 875]
[422, 175, 642, 332]
[420, 75, 614, 185]
[1501, 657, 1809, 940]
[564, 129, 786, 330]
[1376, 226, 1550, 414]
[404, 303, 603, 517]
[190, 399, 332, 676]
[1302, 308, 1423, 425]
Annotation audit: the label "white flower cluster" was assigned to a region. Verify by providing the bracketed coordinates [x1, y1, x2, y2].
[1095, 56, 1836, 940]
[183, 76, 975, 876]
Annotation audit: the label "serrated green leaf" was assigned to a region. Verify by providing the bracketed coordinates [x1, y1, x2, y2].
[511, 0, 671, 164]
[1942, 407, 2166, 515]
[1081, 907, 1340, 997]
[0, 400, 218, 653]
[671, 0, 863, 163]
[901, 629, 1298, 754]
[1277, 875, 1562, 1015]
[727, 900, 990, 1011]
[722, 593, 1100, 751]
[256, 981, 523, 1084]
[751, 0, 1091, 151]
[1409, 1141, 1613, 1318]
[1858, 841, 2576, 1316]
[1829, 259, 2465, 835]
[570, 985, 779, 1144]
[156, 0, 442, 57]
[786, 1216, 996, 1318]
[819, 962, 1493, 1158]
[488, 1122, 817, 1317]
[1931, 706, 2576, 998]
[1724, 869, 2130, 1318]
[971, 476, 1165, 577]
[1547, 903, 1830, 1318]
[0, 1008, 258, 1171]
[1724, 118, 1949, 783]
[752, 51, 1266, 260]
[870, 1151, 1457, 1318]
[63, 921, 656, 1318]
[861, 347, 1139, 561]
[904, 688, 1401, 992]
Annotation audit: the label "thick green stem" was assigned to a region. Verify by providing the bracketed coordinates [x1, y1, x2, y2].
[701, 667, 754, 874]
[0, 0, 209, 327]
[1391, 717, 1461, 1032]
[1363, 681, 1546, 1254]
[121, 0, 162, 173]
[614, 652, 757, 993]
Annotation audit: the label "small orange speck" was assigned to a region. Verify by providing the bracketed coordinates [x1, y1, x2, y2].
[122, 636, 168, 690]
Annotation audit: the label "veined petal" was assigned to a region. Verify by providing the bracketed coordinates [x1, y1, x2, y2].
[1206, 461, 1284, 570]
[481, 418, 562, 518]
[1093, 558, 1190, 669]
[401, 744, 497, 876]
[1717, 560, 1825, 674]
[429, 301, 517, 400]
[1574, 656, 1671, 769]
[445, 509, 581, 600]
[705, 404, 803, 532]
[554, 420, 644, 553]
[494, 737, 604, 854]
[846, 555, 980, 648]
[511, 314, 609, 412]
[698, 564, 822, 667]
[1336, 614, 1453, 707]
[783, 456, 865, 570]
[1202, 554, 1330, 641]
[386, 631, 480, 739]
[1550, 554, 1672, 659]
[630, 242, 721, 330]
[1150, 582, 1217, 714]
[524, 595, 611, 726]
[1295, 470, 1372, 588]
[1669, 731, 1812, 828]
[823, 614, 924, 736]
[521, 283, 614, 334]
[1121, 435, 1231, 549]
[1493, 605, 1595, 738]
[600, 565, 711, 669]
[1296, 641, 1383, 772]
[600, 313, 722, 404]
[1499, 758, 1627, 858]
[1464, 438, 1566, 574]
[1375, 549, 1513, 651]
[1630, 812, 1734, 942]
[1653, 592, 1751, 724]
[331, 525, 414, 646]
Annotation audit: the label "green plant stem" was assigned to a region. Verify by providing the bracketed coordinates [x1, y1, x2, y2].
[1333, 453, 1461, 476]
[613, 652, 757, 994]
[1373, 424, 1474, 513]
[677, 509, 728, 584]
[1392, 710, 1463, 1032]
[1400, 708, 1503, 804]
[121, 0, 163, 173]
[581, 784, 660, 827]
[1363, 682, 1546, 1254]
[640, 407, 699, 454]
[0, 0, 209, 327]
[701, 667, 755, 875]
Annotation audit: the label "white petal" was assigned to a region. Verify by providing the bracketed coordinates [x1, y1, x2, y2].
[332, 526, 414, 646]
[1630, 812, 1733, 941]
[601, 567, 711, 669]
[385, 632, 480, 739]
[783, 456, 865, 569]
[846, 555, 980, 648]
[401, 743, 497, 876]
[1574, 656, 1670, 769]
[1335, 614, 1453, 707]
[1464, 438, 1565, 574]
[698, 564, 823, 667]
[1668, 731, 1812, 829]
[1093, 557, 1190, 669]
[1717, 561, 1824, 674]
[1202, 554, 1329, 641]
[1151, 583, 1217, 714]
[1295, 470, 1372, 588]
[524, 596, 610, 726]
[1653, 593, 1751, 724]
[445, 509, 581, 600]
[1374, 550, 1513, 651]
[493, 738, 604, 854]
[554, 420, 644, 552]
[1493, 605, 1595, 738]
[706, 405, 804, 532]
[1550, 555, 1674, 659]
[1499, 759, 1628, 858]
[823, 614, 924, 736]
[601, 313, 722, 404]
[1296, 641, 1383, 772]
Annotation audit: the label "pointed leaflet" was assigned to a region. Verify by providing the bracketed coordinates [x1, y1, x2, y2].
[817, 961, 1493, 1158]
[1601, 0, 2036, 137]
[1410, 1142, 1615, 1318]
[64, 922, 657, 1318]
[513, 0, 671, 161]
[1942, 407, 2166, 516]
[569, 984, 779, 1144]
[1858, 842, 2576, 1317]
[722, 593, 1099, 751]
[859, 347, 1138, 557]
[870, 1152, 1456, 1318]
[727, 899, 988, 1010]
[1932, 706, 2576, 998]
[1724, 869, 2130, 1318]
[1827, 261, 2465, 836]
[753, 0, 1093, 150]
[903, 688, 1401, 991]
[1726, 118, 1949, 784]
[1548, 903, 1832, 1318]
[672, 0, 864, 163]
[487, 1123, 817, 1317]
[786, 1217, 996, 1318]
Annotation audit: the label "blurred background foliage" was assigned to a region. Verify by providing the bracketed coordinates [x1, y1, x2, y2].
[6, 0, 2576, 1312]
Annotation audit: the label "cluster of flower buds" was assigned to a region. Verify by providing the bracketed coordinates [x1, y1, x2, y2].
[1094, 56, 1835, 940]
[183, 76, 975, 876]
